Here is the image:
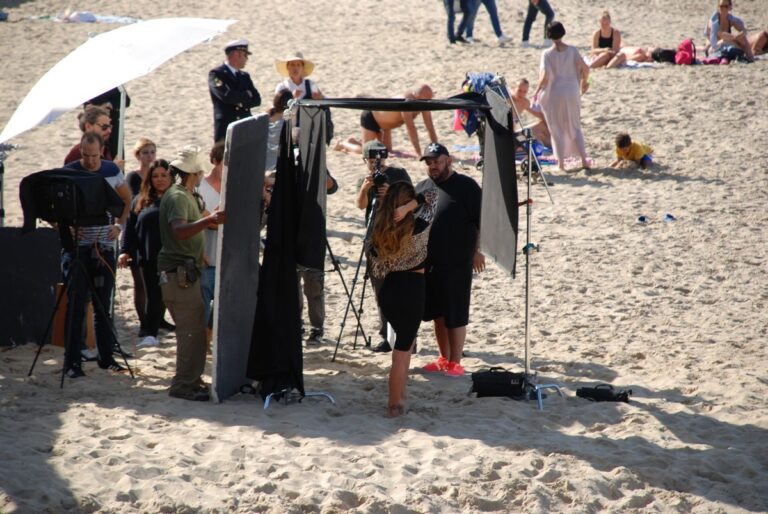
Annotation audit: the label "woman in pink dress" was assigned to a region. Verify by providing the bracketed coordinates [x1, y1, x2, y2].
[532, 22, 591, 171]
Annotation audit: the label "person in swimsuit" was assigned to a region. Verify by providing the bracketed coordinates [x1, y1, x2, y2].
[359, 84, 438, 159]
[705, 0, 754, 62]
[510, 78, 551, 148]
[589, 10, 625, 69]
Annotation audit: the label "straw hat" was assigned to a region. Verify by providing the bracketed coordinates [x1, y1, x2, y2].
[275, 51, 315, 77]
[170, 144, 208, 174]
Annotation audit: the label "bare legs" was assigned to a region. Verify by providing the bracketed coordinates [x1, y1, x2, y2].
[590, 51, 626, 69]
[433, 317, 466, 365]
[387, 343, 414, 418]
[748, 30, 768, 56]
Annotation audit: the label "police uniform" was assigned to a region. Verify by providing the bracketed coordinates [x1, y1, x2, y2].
[208, 40, 261, 143]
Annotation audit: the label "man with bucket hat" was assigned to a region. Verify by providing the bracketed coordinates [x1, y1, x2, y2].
[208, 38, 261, 143]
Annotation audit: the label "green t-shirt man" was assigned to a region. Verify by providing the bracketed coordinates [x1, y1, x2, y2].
[158, 184, 205, 272]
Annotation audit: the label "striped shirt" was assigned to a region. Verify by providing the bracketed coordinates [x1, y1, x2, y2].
[64, 160, 125, 246]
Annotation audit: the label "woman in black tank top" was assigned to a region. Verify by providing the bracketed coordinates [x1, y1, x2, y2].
[589, 10, 625, 69]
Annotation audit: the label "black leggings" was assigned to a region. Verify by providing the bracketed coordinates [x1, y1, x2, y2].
[376, 271, 425, 351]
[140, 260, 164, 337]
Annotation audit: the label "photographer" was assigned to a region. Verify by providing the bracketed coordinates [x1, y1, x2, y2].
[356, 140, 412, 353]
[356, 141, 411, 223]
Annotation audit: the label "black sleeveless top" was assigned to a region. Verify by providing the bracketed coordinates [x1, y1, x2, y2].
[598, 29, 614, 49]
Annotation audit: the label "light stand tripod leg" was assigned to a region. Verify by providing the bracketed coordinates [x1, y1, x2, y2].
[352, 271, 371, 350]
[331, 241, 369, 362]
[28, 275, 69, 377]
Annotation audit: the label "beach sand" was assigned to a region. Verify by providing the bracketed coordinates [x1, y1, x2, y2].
[1, 0, 767, 512]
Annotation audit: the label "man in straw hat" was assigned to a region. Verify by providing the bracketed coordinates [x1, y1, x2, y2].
[208, 39, 262, 143]
[274, 51, 324, 100]
[158, 145, 226, 401]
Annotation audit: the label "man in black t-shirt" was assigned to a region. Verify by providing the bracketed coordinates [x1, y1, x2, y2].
[356, 140, 412, 352]
[417, 143, 485, 377]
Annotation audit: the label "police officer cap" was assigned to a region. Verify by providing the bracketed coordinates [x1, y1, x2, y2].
[225, 39, 252, 55]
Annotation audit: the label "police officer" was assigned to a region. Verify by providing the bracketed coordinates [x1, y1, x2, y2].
[208, 39, 261, 143]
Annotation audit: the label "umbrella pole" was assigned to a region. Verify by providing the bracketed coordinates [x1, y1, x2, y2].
[117, 85, 126, 161]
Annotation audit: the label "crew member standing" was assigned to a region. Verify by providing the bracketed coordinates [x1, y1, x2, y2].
[208, 39, 261, 143]
[418, 143, 485, 377]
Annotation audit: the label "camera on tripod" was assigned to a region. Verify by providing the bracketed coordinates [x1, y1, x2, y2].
[366, 147, 389, 186]
[366, 146, 388, 161]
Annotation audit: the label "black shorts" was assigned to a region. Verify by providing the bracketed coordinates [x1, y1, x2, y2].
[360, 110, 381, 132]
[376, 271, 424, 351]
[423, 264, 473, 328]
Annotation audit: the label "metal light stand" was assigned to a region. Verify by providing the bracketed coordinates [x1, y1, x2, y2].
[263, 388, 335, 409]
[499, 80, 563, 409]
[331, 193, 380, 362]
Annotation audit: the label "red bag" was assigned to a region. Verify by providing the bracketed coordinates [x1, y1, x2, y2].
[675, 38, 696, 65]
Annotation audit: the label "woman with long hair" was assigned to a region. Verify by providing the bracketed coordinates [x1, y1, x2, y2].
[118, 159, 173, 347]
[123, 137, 157, 335]
[369, 181, 438, 417]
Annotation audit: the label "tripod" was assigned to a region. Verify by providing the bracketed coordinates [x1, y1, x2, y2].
[29, 226, 134, 387]
[331, 174, 384, 362]
[325, 236, 370, 360]
[493, 77, 563, 409]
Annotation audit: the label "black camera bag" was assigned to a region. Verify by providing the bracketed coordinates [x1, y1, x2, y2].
[576, 384, 632, 403]
[470, 367, 526, 398]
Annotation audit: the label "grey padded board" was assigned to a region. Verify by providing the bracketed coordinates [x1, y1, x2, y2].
[212, 114, 267, 402]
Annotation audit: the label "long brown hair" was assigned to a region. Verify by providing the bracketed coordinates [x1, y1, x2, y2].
[371, 182, 416, 259]
[135, 159, 170, 214]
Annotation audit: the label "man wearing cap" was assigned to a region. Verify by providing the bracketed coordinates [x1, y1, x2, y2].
[159, 145, 226, 401]
[208, 39, 261, 143]
[417, 143, 485, 378]
[356, 140, 412, 353]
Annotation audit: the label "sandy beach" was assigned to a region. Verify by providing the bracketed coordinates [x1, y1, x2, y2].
[1, 0, 767, 512]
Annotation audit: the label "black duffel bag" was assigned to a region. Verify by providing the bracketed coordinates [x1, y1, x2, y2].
[576, 384, 632, 403]
[470, 367, 526, 398]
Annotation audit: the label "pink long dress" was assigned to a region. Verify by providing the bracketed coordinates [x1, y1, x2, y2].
[539, 44, 588, 167]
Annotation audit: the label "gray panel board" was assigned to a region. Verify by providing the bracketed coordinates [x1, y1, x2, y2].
[212, 114, 267, 402]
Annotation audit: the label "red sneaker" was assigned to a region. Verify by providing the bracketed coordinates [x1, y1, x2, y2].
[422, 356, 448, 373]
[444, 362, 465, 377]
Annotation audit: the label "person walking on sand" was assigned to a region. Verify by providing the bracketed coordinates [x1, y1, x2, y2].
[532, 22, 591, 171]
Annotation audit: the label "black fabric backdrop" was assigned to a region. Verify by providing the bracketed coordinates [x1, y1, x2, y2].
[246, 122, 304, 398]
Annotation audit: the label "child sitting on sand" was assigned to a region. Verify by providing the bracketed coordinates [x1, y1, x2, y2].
[610, 133, 653, 170]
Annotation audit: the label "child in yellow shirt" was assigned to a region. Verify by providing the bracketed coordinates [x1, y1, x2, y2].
[610, 133, 653, 169]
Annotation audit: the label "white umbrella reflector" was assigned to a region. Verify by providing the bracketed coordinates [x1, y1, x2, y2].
[0, 17, 236, 144]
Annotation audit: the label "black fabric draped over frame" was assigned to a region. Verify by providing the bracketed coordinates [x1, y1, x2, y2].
[246, 122, 304, 398]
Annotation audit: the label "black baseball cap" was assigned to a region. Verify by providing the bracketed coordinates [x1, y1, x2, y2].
[419, 142, 450, 160]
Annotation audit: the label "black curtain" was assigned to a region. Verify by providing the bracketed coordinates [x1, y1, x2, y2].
[246, 122, 304, 398]
[480, 88, 519, 277]
[295, 106, 327, 270]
